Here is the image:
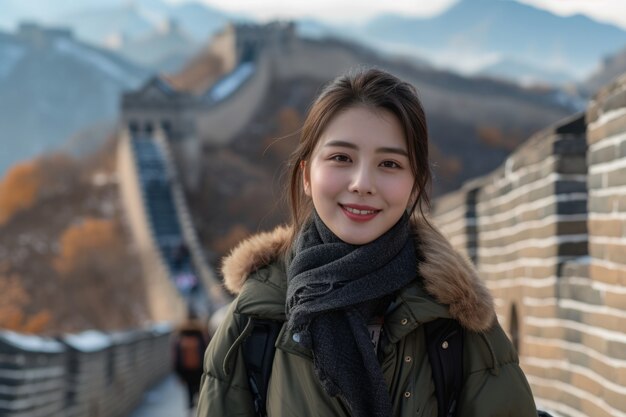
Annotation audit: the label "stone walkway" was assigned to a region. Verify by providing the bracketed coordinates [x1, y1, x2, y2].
[129, 374, 195, 417]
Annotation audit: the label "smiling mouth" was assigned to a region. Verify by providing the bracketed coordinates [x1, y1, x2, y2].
[344, 206, 378, 215]
[339, 204, 381, 219]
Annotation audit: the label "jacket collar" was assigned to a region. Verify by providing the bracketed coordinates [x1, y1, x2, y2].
[221, 217, 495, 333]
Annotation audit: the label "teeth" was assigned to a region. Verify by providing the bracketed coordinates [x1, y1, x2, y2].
[345, 206, 377, 215]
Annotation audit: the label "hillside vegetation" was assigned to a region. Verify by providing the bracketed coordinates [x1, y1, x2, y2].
[0, 138, 149, 334]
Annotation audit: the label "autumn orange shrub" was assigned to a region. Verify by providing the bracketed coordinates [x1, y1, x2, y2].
[0, 274, 51, 333]
[51, 216, 150, 330]
[476, 125, 523, 151]
[0, 161, 41, 225]
[53, 217, 119, 275]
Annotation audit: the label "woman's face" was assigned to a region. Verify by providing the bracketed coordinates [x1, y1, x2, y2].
[303, 106, 415, 245]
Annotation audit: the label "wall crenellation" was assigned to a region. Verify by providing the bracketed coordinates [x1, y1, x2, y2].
[0, 326, 172, 417]
[433, 76, 626, 417]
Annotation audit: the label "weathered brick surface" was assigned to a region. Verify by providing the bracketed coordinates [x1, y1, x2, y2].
[607, 340, 626, 360]
[592, 193, 626, 214]
[435, 75, 626, 416]
[588, 113, 626, 145]
[589, 143, 618, 165]
[607, 166, 626, 187]
[605, 291, 626, 310]
[589, 263, 626, 286]
[555, 155, 587, 174]
[602, 85, 626, 114]
[586, 100, 601, 125]
[557, 282, 603, 305]
[556, 220, 588, 236]
[552, 134, 587, 156]
[605, 242, 626, 264]
[587, 76, 626, 122]
[588, 219, 626, 238]
[620, 138, 626, 159]
[588, 172, 604, 190]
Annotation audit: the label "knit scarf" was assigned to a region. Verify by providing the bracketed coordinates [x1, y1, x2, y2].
[286, 211, 417, 417]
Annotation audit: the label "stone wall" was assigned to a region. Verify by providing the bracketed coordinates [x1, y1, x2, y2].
[116, 130, 186, 322]
[432, 176, 487, 264]
[196, 52, 272, 146]
[580, 74, 626, 417]
[272, 38, 367, 81]
[0, 325, 172, 417]
[432, 75, 626, 416]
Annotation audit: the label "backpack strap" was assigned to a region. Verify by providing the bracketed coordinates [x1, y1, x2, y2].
[424, 318, 464, 417]
[241, 318, 282, 417]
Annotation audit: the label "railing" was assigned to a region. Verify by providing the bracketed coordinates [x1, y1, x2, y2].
[153, 133, 230, 313]
[0, 324, 172, 417]
[117, 129, 186, 322]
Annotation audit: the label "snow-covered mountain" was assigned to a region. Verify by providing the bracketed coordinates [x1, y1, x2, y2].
[298, 0, 626, 86]
[477, 58, 576, 87]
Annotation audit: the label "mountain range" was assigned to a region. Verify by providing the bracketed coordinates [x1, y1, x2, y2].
[2, 0, 626, 85]
[2, 0, 626, 176]
[339, 0, 626, 83]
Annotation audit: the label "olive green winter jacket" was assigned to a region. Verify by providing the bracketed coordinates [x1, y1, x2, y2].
[197, 218, 537, 417]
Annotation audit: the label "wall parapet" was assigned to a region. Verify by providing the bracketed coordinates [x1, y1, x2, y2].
[432, 98, 626, 415]
[154, 134, 230, 312]
[116, 130, 186, 322]
[0, 324, 172, 417]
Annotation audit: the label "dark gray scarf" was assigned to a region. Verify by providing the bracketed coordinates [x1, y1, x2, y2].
[286, 211, 417, 417]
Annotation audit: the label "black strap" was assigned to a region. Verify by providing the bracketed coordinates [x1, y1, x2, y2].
[242, 318, 282, 417]
[424, 318, 464, 417]
[242, 316, 472, 417]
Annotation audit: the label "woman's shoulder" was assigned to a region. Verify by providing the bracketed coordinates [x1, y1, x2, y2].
[221, 225, 291, 320]
[409, 216, 495, 332]
[221, 224, 291, 294]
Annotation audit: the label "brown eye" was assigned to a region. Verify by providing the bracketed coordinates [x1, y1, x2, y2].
[331, 154, 351, 162]
[380, 160, 400, 168]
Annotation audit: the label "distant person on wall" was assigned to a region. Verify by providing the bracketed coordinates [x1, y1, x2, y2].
[173, 309, 209, 411]
[196, 68, 539, 416]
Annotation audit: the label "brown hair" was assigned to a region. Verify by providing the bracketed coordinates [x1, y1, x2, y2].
[283, 67, 432, 250]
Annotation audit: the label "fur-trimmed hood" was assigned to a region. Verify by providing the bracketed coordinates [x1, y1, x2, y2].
[221, 218, 495, 332]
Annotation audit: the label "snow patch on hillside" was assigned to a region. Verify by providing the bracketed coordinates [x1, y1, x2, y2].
[208, 62, 255, 102]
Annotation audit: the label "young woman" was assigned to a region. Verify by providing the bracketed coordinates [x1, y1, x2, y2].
[196, 68, 538, 417]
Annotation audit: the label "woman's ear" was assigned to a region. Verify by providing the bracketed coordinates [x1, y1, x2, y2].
[301, 160, 311, 196]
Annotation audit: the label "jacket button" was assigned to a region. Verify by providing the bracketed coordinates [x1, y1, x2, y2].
[404, 356, 412, 363]
[401, 318, 408, 325]
[441, 341, 449, 349]
[292, 332, 301, 343]
[404, 391, 411, 398]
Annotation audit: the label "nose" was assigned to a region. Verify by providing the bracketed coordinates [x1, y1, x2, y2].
[348, 164, 376, 195]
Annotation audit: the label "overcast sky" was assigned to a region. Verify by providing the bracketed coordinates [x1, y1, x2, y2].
[164, 0, 626, 30]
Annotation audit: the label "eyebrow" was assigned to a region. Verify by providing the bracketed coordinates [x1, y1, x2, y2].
[324, 140, 409, 157]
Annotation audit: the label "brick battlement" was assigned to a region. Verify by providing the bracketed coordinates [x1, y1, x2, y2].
[432, 77, 626, 417]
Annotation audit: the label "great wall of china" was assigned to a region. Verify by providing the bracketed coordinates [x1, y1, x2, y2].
[2, 21, 625, 417]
